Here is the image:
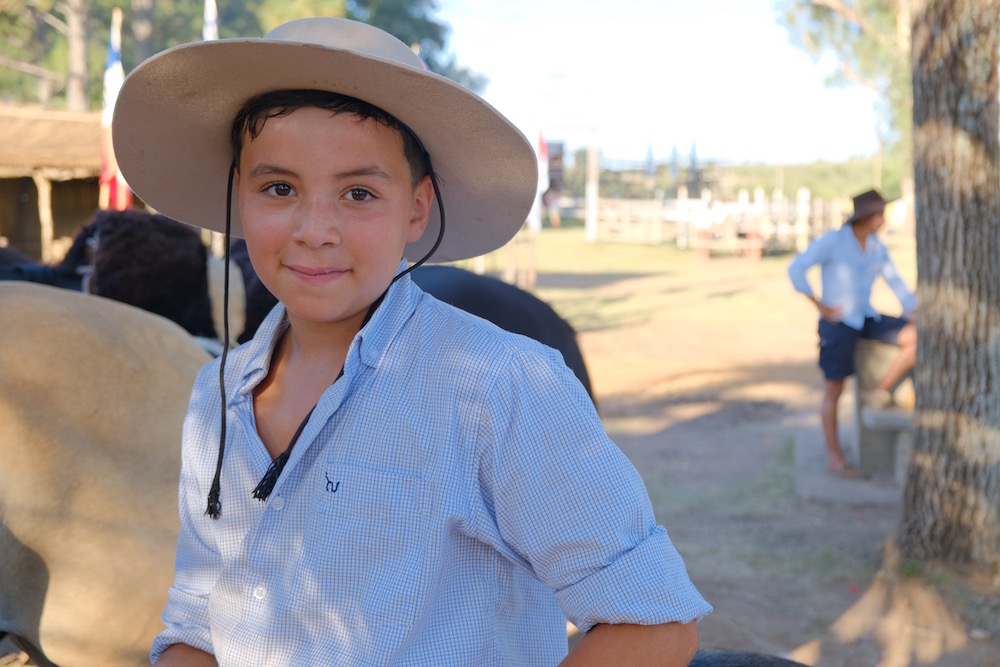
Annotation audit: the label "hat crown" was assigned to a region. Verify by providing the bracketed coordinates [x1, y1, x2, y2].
[848, 189, 887, 224]
[267, 17, 424, 71]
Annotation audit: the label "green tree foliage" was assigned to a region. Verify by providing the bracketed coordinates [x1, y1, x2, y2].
[779, 0, 912, 174]
[0, 0, 483, 110]
[256, 0, 346, 34]
[0, 0, 88, 108]
[347, 0, 485, 91]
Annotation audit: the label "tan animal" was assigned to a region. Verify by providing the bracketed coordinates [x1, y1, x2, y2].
[0, 282, 210, 667]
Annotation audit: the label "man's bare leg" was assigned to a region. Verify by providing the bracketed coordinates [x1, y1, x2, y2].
[821, 378, 848, 469]
[876, 321, 917, 391]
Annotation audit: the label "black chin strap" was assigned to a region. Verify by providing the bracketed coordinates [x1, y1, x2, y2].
[205, 162, 445, 520]
[206, 161, 237, 520]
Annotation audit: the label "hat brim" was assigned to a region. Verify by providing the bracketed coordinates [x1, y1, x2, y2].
[113, 36, 537, 263]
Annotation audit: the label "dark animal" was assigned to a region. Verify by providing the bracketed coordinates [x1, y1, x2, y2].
[0, 245, 37, 266]
[689, 648, 808, 666]
[0, 210, 216, 338]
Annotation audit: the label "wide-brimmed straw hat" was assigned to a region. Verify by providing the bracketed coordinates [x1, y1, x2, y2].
[845, 189, 890, 226]
[113, 17, 537, 263]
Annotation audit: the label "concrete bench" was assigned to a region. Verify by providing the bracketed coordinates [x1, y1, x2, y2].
[853, 338, 914, 485]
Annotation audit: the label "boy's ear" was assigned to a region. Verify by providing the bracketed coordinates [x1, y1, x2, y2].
[406, 174, 434, 244]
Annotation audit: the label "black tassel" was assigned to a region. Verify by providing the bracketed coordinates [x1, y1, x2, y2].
[248, 281, 381, 505]
[252, 449, 290, 501]
[252, 405, 315, 503]
[207, 480, 222, 519]
[206, 160, 237, 521]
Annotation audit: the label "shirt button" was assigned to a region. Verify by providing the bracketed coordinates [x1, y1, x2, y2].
[253, 585, 266, 600]
[271, 496, 285, 510]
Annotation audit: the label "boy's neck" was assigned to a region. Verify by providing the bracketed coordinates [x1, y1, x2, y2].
[283, 310, 365, 367]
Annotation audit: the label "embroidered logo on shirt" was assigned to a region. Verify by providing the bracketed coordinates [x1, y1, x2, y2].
[325, 472, 341, 493]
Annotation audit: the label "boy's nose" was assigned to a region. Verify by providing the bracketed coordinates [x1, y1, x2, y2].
[292, 197, 342, 247]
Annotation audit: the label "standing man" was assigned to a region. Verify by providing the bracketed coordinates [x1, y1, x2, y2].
[789, 189, 917, 479]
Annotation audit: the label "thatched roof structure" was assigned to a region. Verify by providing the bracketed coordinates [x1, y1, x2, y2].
[0, 104, 102, 179]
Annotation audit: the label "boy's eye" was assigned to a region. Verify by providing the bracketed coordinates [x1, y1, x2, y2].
[348, 188, 373, 202]
[267, 183, 292, 197]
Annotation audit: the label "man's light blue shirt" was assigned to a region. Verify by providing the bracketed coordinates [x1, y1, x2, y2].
[788, 224, 916, 330]
[152, 262, 711, 665]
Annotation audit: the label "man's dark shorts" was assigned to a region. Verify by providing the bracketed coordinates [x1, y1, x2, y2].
[818, 315, 909, 380]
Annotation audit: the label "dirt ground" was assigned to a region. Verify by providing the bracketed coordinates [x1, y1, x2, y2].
[532, 229, 1000, 666]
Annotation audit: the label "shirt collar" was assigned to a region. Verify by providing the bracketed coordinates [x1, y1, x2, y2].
[234, 259, 420, 394]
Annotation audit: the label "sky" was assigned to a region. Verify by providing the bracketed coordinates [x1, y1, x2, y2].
[435, 0, 882, 167]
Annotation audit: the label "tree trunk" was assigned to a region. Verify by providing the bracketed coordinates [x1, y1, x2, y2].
[131, 0, 156, 66]
[897, 0, 1000, 575]
[65, 0, 89, 111]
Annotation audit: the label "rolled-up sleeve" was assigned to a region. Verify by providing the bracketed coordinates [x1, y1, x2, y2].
[475, 344, 712, 634]
[555, 525, 710, 632]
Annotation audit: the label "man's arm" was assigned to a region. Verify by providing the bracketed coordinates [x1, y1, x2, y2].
[561, 621, 699, 667]
[879, 250, 917, 317]
[805, 292, 843, 323]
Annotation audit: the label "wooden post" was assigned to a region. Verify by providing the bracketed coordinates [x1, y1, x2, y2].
[795, 187, 811, 252]
[584, 128, 599, 243]
[32, 170, 54, 263]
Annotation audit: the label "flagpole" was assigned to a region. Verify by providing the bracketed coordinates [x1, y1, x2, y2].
[99, 7, 132, 211]
[203, 0, 226, 257]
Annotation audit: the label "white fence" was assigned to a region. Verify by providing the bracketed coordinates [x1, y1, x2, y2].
[588, 187, 851, 256]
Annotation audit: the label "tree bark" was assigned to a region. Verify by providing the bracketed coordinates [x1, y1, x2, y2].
[897, 0, 1000, 575]
[65, 0, 89, 111]
[131, 0, 156, 66]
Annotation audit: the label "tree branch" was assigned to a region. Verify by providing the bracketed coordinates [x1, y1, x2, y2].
[27, 0, 69, 34]
[810, 0, 871, 32]
[0, 52, 63, 81]
[833, 46, 888, 95]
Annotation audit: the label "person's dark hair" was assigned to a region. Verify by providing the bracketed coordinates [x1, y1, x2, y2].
[230, 89, 432, 187]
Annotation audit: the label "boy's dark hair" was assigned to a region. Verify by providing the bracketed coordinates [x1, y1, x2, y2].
[230, 89, 432, 187]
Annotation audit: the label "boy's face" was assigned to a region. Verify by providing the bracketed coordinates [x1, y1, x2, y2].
[235, 107, 432, 331]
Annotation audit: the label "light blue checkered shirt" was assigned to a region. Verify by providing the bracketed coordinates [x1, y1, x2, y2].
[152, 262, 711, 665]
[788, 224, 916, 330]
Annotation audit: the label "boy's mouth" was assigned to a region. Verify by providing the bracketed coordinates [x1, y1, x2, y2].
[288, 264, 346, 280]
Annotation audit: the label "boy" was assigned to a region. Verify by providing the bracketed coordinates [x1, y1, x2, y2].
[114, 17, 710, 665]
[788, 189, 917, 479]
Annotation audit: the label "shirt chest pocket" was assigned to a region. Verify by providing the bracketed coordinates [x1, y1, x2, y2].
[300, 464, 430, 629]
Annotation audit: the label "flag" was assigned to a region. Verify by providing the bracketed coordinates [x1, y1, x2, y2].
[203, 0, 218, 41]
[99, 7, 132, 210]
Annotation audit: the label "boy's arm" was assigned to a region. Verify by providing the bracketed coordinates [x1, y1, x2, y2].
[153, 643, 217, 666]
[561, 621, 699, 667]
